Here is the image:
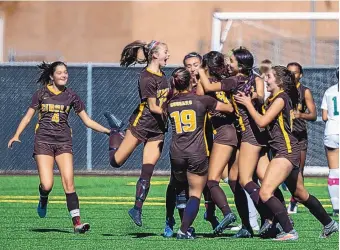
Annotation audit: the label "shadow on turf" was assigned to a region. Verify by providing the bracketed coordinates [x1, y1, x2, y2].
[30, 228, 71, 234]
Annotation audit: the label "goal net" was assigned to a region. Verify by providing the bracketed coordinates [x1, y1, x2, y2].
[211, 12, 339, 176]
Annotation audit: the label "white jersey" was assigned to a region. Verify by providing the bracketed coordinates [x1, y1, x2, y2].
[321, 84, 340, 135]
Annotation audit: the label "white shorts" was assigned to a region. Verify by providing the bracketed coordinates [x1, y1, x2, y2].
[324, 134, 339, 149]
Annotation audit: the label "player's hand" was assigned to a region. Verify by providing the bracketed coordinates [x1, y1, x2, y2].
[234, 91, 252, 107]
[294, 110, 301, 119]
[8, 136, 21, 149]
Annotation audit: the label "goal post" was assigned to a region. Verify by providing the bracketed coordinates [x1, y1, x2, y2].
[211, 12, 339, 176]
[211, 12, 339, 52]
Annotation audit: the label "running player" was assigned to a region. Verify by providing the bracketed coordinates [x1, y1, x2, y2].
[235, 65, 338, 240]
[105, 40, 170, 227]
[286, 62, 317, 214]
[166, 67, 234, 239]
[7, 61, 111, 233]
[321, 67, 339, 216]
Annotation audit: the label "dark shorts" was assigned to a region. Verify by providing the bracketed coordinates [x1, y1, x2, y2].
[128, 124, 164, 143]
[271, 148, 300, 169]
[293, 131, 308, 152]
[33, 142, 73, 158]
[170, 156, 209, 182]
[241, 123, 267, 147]
[213, 124, 238, 147]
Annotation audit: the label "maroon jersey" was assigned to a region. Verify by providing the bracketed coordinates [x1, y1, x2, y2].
[129, 68, 170, 134]
[293, 82, 308, 134]
[30, 85, 85, 145]
[263, 91, 299, 154]
[221, 75, 257, 131]
[207, 77, 235, 130]
[168, 92, 217, 158]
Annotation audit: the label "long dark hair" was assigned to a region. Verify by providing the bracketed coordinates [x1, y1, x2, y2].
[37, 61, 67, 85]
[202, 51, 229, 80]
[120, 40, 166, 67]
[272, 66, 299, 109]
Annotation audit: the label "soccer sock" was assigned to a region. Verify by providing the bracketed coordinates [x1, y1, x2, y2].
[180, 196, 200, 233]
[274, 188, 286, 207]
[245, 190, 259, 228]
[39, 184, 51, 207]
[328, 169, 339, 211]
[134, 178, 150, 210]
[178, 208, 184, 222]
[229, 180, 252, 231]
[202, 185, 216, 219]
[207, 180, 231, 216]
[66, 192, 81, 226]
[244, 181, 272, 224]
[165, 182, 176, 220]
[109, 130, 124, 168]
[265, 196, 293, 233]
[301, 195, 332, 226]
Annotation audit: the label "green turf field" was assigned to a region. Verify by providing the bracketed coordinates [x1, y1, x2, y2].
[0, 176, 338, 250]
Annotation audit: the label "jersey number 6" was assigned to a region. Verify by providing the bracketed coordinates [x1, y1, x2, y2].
[170, 110, 197, 134]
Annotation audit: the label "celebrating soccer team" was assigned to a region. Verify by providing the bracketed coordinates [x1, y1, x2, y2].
[8, 40, 339, 240]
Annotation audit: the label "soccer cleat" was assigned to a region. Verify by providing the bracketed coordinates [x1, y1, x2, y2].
[176, 229, 195, 240]
[74, 223, 90, 234]
[332, 209, 339, 217]
[204, 212, 219, 230]
[128, 207, 142, 227]
[259, 219, 273, 238]
[163, 217, 175, 238]
[213, 213, 237, 235]
[187, 227, 196, 237]
[37, 199, 48, 218]
[287, 201, 298, 214]
[320, 220, 339, 238]
[104, 112, 124, 130]
[231, 226, 253, 238]
[273, 229, 298, 241]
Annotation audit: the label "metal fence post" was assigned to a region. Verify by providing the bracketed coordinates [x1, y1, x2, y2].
[86, 63, 93, 171]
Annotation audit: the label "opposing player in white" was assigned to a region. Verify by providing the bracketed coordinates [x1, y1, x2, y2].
[321, 68, 339, 216]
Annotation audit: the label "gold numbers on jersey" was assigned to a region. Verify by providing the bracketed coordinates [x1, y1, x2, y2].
[51, 113, 60, 123]
[170, 109, 197, 134]
[216, 91, 229, 104]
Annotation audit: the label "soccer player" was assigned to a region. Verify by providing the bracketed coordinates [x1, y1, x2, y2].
[287, 62, 317, 214]
[166, 67, 234, 239]
[235, 65, 338, 240]
[7, 61, 111, 233]
[106, 40, 170, 227]
[198, 47, 269, 238]
[163, 52, 218, 238]
[321, 67, 339, 216]
[196, 51, 238, 234]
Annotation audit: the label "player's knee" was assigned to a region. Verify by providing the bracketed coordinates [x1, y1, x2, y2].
[259, 188, 272, 203]
[292, 191, 309, 203]
[207, 180, 219, 190]
[40, 183, 53, 194]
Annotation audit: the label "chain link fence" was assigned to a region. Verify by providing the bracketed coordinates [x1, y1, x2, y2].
[0, 63, 337, 174]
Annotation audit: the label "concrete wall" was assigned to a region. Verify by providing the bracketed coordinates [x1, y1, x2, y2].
[1, 1, 338, 64]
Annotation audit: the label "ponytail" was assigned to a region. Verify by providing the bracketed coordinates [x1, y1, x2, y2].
[120, 40, 166, 67]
